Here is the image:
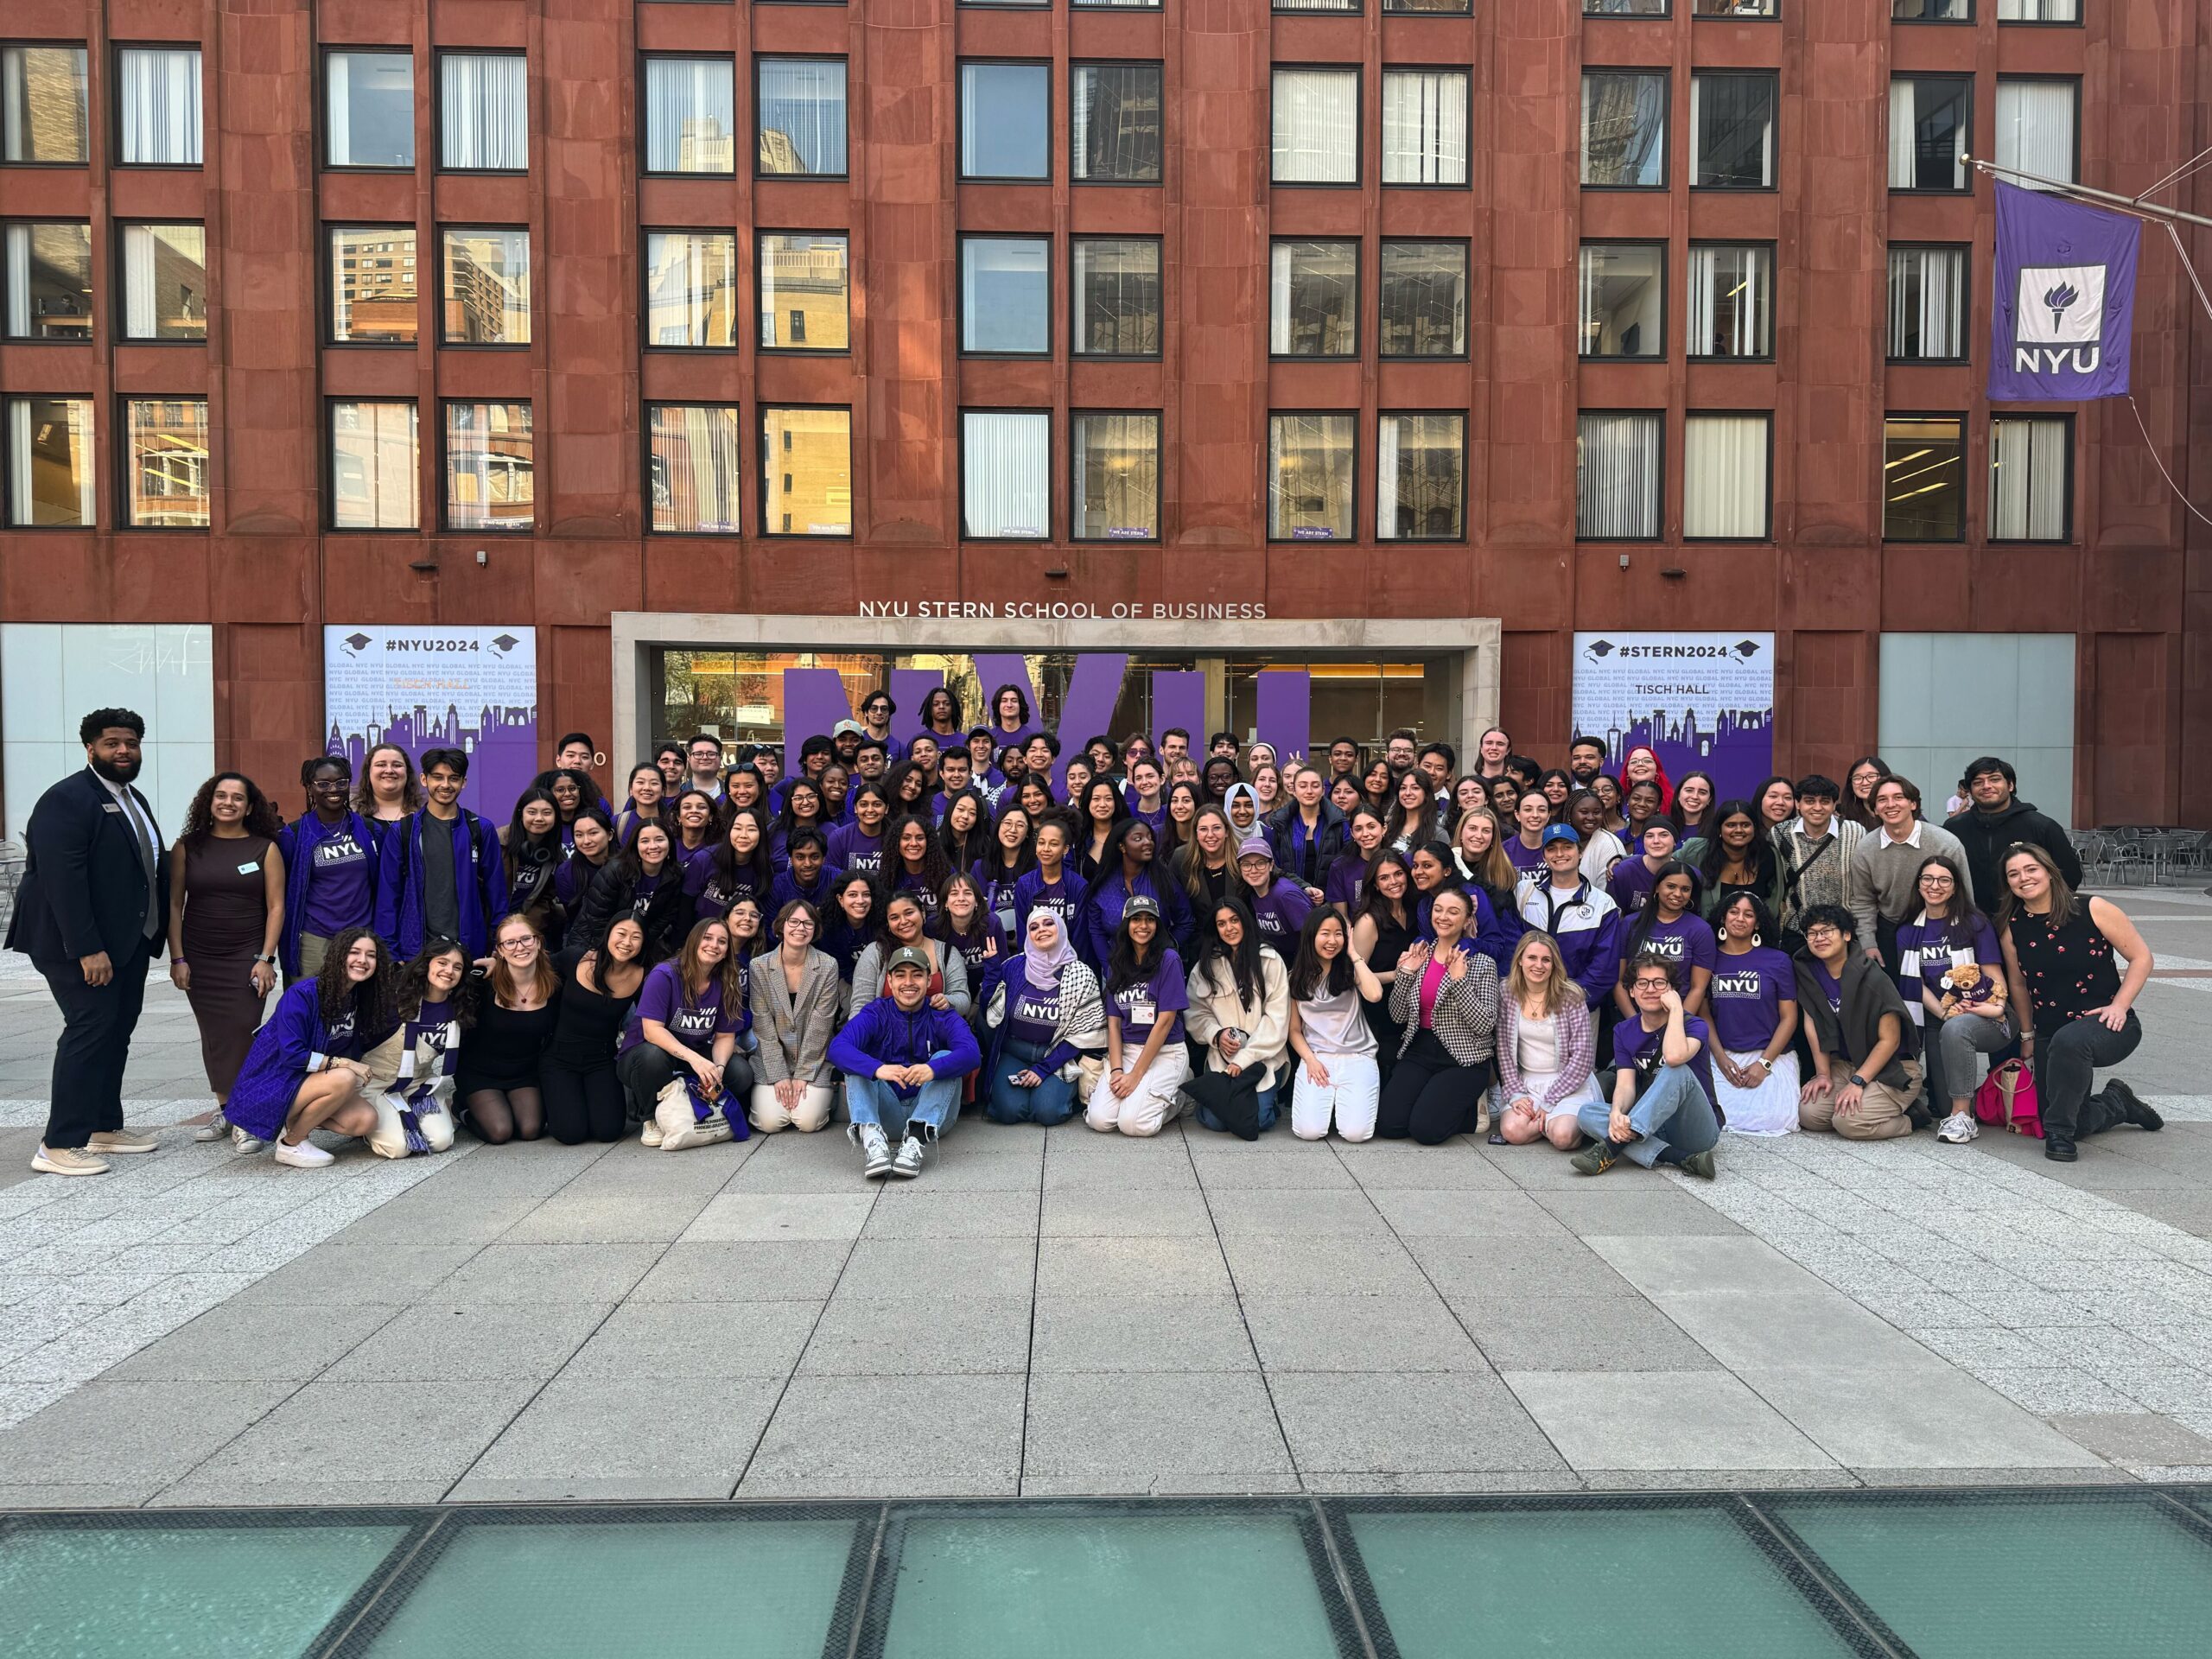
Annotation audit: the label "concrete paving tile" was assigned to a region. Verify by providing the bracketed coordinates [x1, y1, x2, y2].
[186, 1376, 542, 1490]
[627, 1240, 855, 1302]
[448, 1373, 782, 1499]
[1300, 1470, 1589, 1495]
[325, 1301, 613, 1381]
[1406, 1236, 1637, 1300]
[1021, 1370, 1291, 1479]
[499, 1188, 721, 1243]
[1035, 1236, 1232, 1299]
[0, 1481, 169, 1508]
[743, 1372, 1025, 1491]
[1365, 1189, 1572, 1238]
[861, 1188, 1040, 1239]
[1502, 1370, 1840, 1471]
[563, 1300, 819, 1379]
[1028, 1295, 1258, 1374]
[329, 1195, 542, 1245]
[1218, 1234, 1430, 1299]
[0, 1379, 295, 1485]
[1202, 1188, 1389, 1236]
[681, 1192, 876, 1243]
[1738, 1365, 2109, 1469]
[1268, 1370, 1570, 1475]
[1581, 1232, 1819, 1297]
[1455, 1294, 1721, 1373]
[1624, 1289, 1956, 1379]
[1242, 1295, 1490, 1372]
[1039, 1187, 1216, 1237]
[2045, 1411, 2212, 1465]
[1533, 1189, 1747, 1237]
[1041, 1157, 1202, 1192]
[104, 1299, 398, 1382]
[1020, 1471, 1306, 1497]
[433, 1243, 664, 1303]
[1847, 1464, 2137, 1487]
[1580, 1467, 1862, 1492]
[228, 1243, 478, 1307]
[1184, 1148, 1359, 1191]
[1333, 1142, 1517, 1191]
[798, 1294, 1032, 1376]
[836, 1236, 1036, 1300]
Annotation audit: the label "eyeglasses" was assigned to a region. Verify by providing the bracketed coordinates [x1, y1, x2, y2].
[497, 937, 536, 953]
[1918, 873, 1955, 886]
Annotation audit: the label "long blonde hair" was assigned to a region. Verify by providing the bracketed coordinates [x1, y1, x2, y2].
[1505, 930, 1576, 1019]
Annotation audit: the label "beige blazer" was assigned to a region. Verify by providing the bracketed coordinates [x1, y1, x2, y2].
[748, 945, 843, 1087]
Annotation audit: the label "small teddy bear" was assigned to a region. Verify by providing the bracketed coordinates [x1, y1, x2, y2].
[1938, 961, 2005, 1021]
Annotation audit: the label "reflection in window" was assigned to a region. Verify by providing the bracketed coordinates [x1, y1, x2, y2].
[1692, 72, 1775, 188]
[643, 57, 736, 175]
[760, 233, 849, 351]
[1072, 412, 1160, 541]
[960, 62, 1049, 180]
[1579, 244, 1663, 359]
[444, 401, 534, 530]
[5, 396, 96, 526]
[644, 231, 740, 348]
[1071, 63, 1161, 182]
[1268, 414, 1355, 542]
[1883, 415, 1965, 541]
[1380, 242, 1467, 358]
[3, 223, 93, 340]
[1888, 77, 1969, 190]
[1378, 413, 1465, 542]
[649, 404, 744, 534]
[442, 228, 531, 344]
[1270, 241, 1357, 358]
[1582, 70, 1666, 187]
[758, 59, 848, 176]
[963, 411, 1051, 539]
[325, 50, 413, 168]
[121, 225, 207, 340]
[124, 398, 211, 527]
[1072, 238, 1160, 357]
[330, 401, 419, 530]
[1577, 411, 1661, 539]
[4, 45, 91, 162]
[329, 227, 417, 346]
[761, 407, 852, 536]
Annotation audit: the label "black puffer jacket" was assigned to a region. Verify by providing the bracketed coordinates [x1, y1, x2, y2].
[1943, 796, 2081, 914]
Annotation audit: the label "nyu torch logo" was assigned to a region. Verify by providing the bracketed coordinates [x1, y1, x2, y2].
[2012, 263, 2106, 375]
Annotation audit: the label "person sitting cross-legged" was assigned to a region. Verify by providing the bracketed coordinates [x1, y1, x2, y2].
[1792, 904, 1923, 1141]
[828, 944, 982, 1180]
[1572, 952, 1720, 1179]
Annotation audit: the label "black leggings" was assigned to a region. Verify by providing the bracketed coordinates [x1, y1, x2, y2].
[616, 1045, 755, 1120]
[462, 1086, 544, 1144]
[1377, 1030, 1491, 1145]
[543, 1059, 626, 1145]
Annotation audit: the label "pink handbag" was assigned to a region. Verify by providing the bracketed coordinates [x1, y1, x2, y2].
[1973, 1058, 2043, 1138]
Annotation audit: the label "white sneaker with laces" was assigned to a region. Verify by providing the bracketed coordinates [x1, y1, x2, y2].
[851, 1122, 893, 1179]
[88, 1128, 156, 1155]
[640, 1118, 664, 1147]
[194, 1110, 230, 1143]
[891, 1132, 928, 1179]
[231, 1124, 268, 1154]
[31, 1144, 109, 1177]
[274, 1137, 334, 1168]
[1937, 1111, 1980, 1144]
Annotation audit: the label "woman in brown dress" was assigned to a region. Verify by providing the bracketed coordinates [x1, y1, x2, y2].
[169, 773, 288, 1146]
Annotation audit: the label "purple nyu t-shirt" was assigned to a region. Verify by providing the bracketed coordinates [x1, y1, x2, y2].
[1705, 947, 1794, 1054]
[1613, 1011, 1718, 1105]
[621, 959, 744, 1052]
[1107, 949, 1188, 1046]
[1630, 913, 1717, 991]
[299, 817, 373, 938]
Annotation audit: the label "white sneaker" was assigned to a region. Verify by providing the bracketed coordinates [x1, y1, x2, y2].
[231, 1123, 268, 1154]
[273, 1137, 334, 1168]
[1937, 1111, 1980, 1145]
[194, 1110, 230, 1143]
[31, 1144, 109, 1177]
[639, 1118, 664, 1148]
[891, 1132, 928, 1179]
[88, 1128, 156, 1155]
[851, 1122, 893, 1179]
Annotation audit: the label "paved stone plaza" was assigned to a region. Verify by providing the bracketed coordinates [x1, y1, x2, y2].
[3, 887, 2212, 1508]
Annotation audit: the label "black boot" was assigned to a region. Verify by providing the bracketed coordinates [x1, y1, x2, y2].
[2044, 1134, 2079, 1162]
[2102, 1079, 2163, 1131]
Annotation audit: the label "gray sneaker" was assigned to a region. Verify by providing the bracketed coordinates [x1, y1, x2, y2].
[891, 1132, 927, 1180]
[1677, 1148, 1717, 1181]
[193, 1110, 230, 1143]
[231, 1123, 268, 1155]
[851, 1122, 893, 1179]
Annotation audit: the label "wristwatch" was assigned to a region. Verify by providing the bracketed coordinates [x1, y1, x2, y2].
[1847, 1072, 1867, 1090]
[257, 954, 277, 965]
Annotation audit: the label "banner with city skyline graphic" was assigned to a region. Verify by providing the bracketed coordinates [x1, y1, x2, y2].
[1572, 632, 1775, 804]
[323, 626, 537, 819]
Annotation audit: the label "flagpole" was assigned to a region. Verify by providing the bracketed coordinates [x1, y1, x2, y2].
[1966, 156, 2212, 232]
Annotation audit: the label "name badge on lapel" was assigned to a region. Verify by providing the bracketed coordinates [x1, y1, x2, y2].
[101, 802, 123, 815]
[237, 861, 261, 875]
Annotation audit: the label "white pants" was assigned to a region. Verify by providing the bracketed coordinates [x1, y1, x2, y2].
[749, 1081, 834, 1134]
[1491, 1066, 1604, 1122]
[366, 1097, 455, 1160]
[1716, 1047, 1801, 1136]
[1086, 1046, 1192, 1137]
[1290, 1052, 1381, 1141]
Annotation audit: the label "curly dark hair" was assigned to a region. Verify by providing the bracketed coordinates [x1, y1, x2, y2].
[181, 772, 284, 843]
[393, 938, 480, 1030]
[315, 926, 397, 1036]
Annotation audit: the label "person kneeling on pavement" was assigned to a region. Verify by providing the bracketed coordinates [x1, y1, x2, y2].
[1791, 904, 1923, 1140]
[359, 937, 469, 1158]
[1573, 953, 1719, 1179]
[829, 944, 982, 1180]
[982, 909, 1107, 1128]
[617, 917, 753, 1150]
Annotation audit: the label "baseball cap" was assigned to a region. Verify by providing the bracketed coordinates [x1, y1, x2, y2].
[832, 719, 865, 739]
[1541, 823, 1581, 849]
[1236, 835, 1274, 861]
[1122, 894, 1162, 921]
[885, 944, 931, 974]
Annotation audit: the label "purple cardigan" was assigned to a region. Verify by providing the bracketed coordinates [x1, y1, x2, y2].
[1492, 993, 1597, 1109]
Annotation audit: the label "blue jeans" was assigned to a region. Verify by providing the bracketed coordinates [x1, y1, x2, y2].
[1575, 1063, 1719, 1168]
[847, 1066, 963, 1136]
[1197, 1084, 1280, 1135]
[987, 1037, 1077, 1126]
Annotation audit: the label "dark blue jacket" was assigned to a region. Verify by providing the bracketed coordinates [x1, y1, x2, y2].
[827, 995, 981, 1099]
[4, 767, 168, 964]
[373, 808, 505, 960]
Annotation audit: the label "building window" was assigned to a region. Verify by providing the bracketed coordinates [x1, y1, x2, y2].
[1576, 411, 1661, 539]
[117, 47, 202, 166]
[3, 223, 94, 341]
[3, 44, 90, 163]
[1377, 413, 1465, 542]
[1996, 79, 2076, 187]
[758, 59, 848, 177]
[1071, 238, 1160, 358]
[1692, 72, 1775, 189]
[330, 401, 419, 530]
[6, 397, 96, 526]
[1589, 0, 1668, 12]
[1694, 0, 1775, 12]
[324, 49, 413, 168]
[1276, 0, 1357, 11]
[759, 233, 849, 352]
[123, 398, 210, 527]
[1582, 70, 1666, 188]
[1268, 414, 1356, 542]
[961, 236, 1050, 356]
[1071, 412, 1160, 541]
[1380, 241, 1467, 359]
[1883, 415, 1965, 542]
[1073, 0, 1161, 11]
[1893, 0, 1970, 18]
[1887, 245, 1967, 362]
[119, 225, 207, 341]
[963, 410, 1050, 539]
[1889, 76, 1970, 192]
[1386, 0, 1472, 12]
[1990, 416, 2069, 542]
[1272, 68, 1358, 185]
[644, 231, 739, 349]
[443, 402, 533, 530]
[439, 51, 527, 171]
[960, 62, 1049, 181]
[1382, 70, 1469, 186]
[643, 56, 736, 175]
[1071, 63, 1161, 183]
[1270, 241, 1357, 359]
[1578, 244, 1664, 359]
[648, 404, 744, 534]
[2000, 0, 2077, 17]
[760, 407, 852, 535]
[442, 228, 531, 345]
[1683, 412, 1769, 539]
[1686, 245, 1771, 359]
[329, 226, 417, 346]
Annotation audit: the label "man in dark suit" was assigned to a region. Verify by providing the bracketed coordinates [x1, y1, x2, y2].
[4, 709, 169, 1176]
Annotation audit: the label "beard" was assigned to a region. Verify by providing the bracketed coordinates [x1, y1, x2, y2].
[90, 752, 143, 785]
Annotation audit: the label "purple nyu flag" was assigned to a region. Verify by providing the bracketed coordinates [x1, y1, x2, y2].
[1988, 181, 2139, 402]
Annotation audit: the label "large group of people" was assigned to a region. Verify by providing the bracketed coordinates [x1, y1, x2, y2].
[9, 697, 2162, 1183]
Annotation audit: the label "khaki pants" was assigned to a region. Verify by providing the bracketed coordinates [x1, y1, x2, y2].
[1799, 1058, 1922, 1140]
[749, 1081, 834, 1134]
